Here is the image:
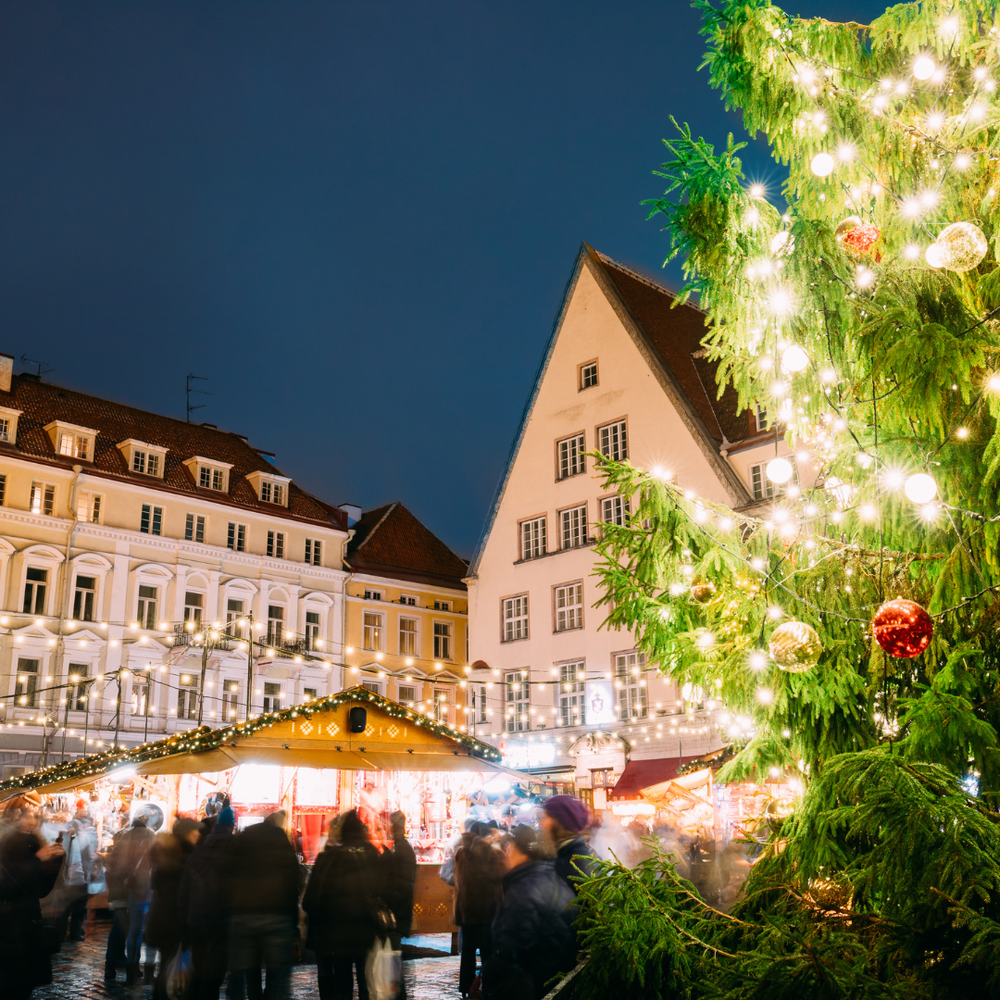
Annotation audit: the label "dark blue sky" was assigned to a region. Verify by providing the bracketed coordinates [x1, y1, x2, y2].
[0, 1, 885, 556]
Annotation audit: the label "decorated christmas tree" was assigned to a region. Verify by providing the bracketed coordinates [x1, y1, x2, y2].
[574, 2, 1000, 997]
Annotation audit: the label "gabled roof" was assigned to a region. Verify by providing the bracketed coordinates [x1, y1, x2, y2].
[469, 243, 751, 575]
[346, 502, 468, 589]
[0, 374, 347, 529]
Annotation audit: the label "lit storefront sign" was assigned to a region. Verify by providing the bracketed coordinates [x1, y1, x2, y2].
[585, 679, 615, 725]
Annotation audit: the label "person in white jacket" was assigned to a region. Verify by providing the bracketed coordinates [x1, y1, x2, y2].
[55, 800, 98, 943]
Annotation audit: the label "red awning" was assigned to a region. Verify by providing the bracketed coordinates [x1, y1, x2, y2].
[608, 756, 696, 800]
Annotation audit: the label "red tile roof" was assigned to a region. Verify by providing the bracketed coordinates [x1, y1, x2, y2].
[588, 249, 748, 445]
[347, 502, 468, 589]
[0, 373, 347, 529]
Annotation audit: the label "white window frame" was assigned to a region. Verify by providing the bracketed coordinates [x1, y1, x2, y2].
[265, 604, 286, 647]
[519, 516, 546, 560]
[185, 513, 206, 543]
[45, 421, 96, 461]
[398, 683, 417, 705]
[557, 432, 586, 480]
[266, 530, 285, 559]
[749, 457, 798, 502]
[471, 683, 488, 725]
[246, 471, 291, 507]
[554, 581, 584, 632]
[222, 680, 241, 721]
[433, 621, 452, 660]
[227, 522, 247, 552]
[76, 491, 102, 524]
[399, 616, 418, 656]
[560, 504, 588, 549]
[432, 688, 450, 724]
[304, 610, 322, 650]
[72, 573, 98, 622]
[558, 660, 585, 727]
[754, 404, 769, 433]
[600, 495, 630, 526]
[614, 650, 648, 720]
[598, 419, 628, 462]
[15, 656, 41, 709]
[30, 481, 56, 517]
[305, 538, 322, 565]
[118, 439, 168, 479]
[579, 360, 598, 390]
[183, 456, 233, 493]
[0, 406, 22, 445]
[505, 671, 529, 732]
[363, 611, 384, 651]
[502, 595, 529, 643]
[140, 504, 163, 536]
[262, 681, 283, 714]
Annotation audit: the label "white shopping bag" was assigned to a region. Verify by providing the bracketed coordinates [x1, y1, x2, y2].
[366, 936, 402, 1000]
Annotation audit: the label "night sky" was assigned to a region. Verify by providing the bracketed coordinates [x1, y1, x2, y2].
[0, 1, 886, 557]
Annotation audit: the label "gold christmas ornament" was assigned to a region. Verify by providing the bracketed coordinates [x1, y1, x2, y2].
[768, 620, 822, 671]
[806, 874, 853, 913]
[690, 580, 716, 604]
[935, 221, 988, 272]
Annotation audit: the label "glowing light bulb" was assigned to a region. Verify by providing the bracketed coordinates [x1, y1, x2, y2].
[748, 652, 768, 671]
[904, 473, 937, 504]
[925, 243, 944, 268]
[913, 56, 935, 80]
[810, 152, 835, 177]
[956, 427, 969, 439]
[904, 244, 921, 260]
[749, 183, 765, 198]
[781, 344, 809, 373]
[766, 457, 794, 484]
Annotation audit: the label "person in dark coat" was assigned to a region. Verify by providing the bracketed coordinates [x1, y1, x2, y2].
[484, 825, 577, 1000]
[54, 801, 98, 945]
[303, 809, 386, 1000]
[540, 796, 596, 891]
[0, 811, 65, 1000]
[179, 806, 237, 1000]
[383, 811, 416, 1000]
[227, 810, 300, 1000]
[104, 813, 156, 985]
[453, 821, 505, 998]
[146, 818, 201, 1000]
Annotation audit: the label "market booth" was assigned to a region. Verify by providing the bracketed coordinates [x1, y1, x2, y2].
[0, 687, 523, 937]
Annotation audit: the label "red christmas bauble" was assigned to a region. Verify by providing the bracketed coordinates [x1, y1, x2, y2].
[872, 599, 933, 658]
[840, 223, 882, 261]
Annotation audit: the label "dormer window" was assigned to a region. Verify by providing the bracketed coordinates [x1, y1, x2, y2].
[246, 471, 291, 507]
[183, 456, 233, 493]
[117, 440, 168, 479]
[45, 421, 97, 461]
[0, 406, 22, 446]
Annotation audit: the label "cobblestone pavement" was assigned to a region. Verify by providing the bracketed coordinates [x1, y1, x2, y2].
[36, 921, 462, 1000]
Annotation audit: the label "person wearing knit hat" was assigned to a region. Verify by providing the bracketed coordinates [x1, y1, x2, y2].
[216, 806, 236, 828]
[541, 794, 596, 892]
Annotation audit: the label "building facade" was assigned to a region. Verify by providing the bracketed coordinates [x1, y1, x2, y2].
[466, 246, 804, 809]
[342, 502, 471, 729]
[0, 358, 349, 777]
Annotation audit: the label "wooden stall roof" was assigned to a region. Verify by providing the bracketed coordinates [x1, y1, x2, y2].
[0, 686, 508, 798]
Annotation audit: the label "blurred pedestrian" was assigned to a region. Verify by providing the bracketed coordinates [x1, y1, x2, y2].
[146, 817, 202, 998]
[0, 810, 65, 1000]
[54, 800, 97, 944]
[303, 808, 386, 1000]
[540, 796, 595, 891]
[383, 811, 416, 1000]
[104, 813, 155, 985]
[180, 806, 237, 1000]
[227, 810, 300, 1000]
[454, 821, 504, 998]
[484, 825, 576, 1000]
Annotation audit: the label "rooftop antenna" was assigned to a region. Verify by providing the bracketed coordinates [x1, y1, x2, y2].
[186, 373, 212, 423]
[20, 354, 54, 378]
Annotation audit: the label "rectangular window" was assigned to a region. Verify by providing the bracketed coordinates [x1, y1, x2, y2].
[184, 592, 204, 627]
[305, 539, 322, 565]
[177, 673, 198, 720]
[15, 658, 39, 708]
[0, 417, 9, 442]
[222, 681, 240, 720]
[131, 674, 151, 716]
[363, 612, 384, 651]
[579, 361, 598, 390]
[260, 480, 272, 503]
[67, 664, 89, 712]
[400, 594, 416, 606]
[137, 585, 158, 629]
[0, 473, 6, 505]
[600, 495, 629, 526]
[227, 522, 247, 552]
[555, 582, 584, 632]
[560, 505, 588, 549]
[263, 682, 283, 714]
[471, 683, 488, 724]
[399, 617, 417, 656]
[398, 684, 416, 705]
[433, 622, 452, 660]
[364, 589, 383, 601]
[60, 433, 89, 460]
[432, 689, 449, 723]
[433, 600, 451, 612]
[755, 404, 769, 432]
[557, 433, 586, 480]
[266, 531, 285, 558]
[133, 450, 147, 474]
[559, 661, 585, 727]
[615, 650, 648, 720]
[266, 605, 285, 646]
[226, 598, 245, 633]
[199, 466, 211, 488]
[303, 687, 317, 703]
[77, 491, 102, 524]
[598, 420, 628, 462]
[520, 516, 546, 560]
[360, 679, 383, 696]
[749, 458, 797, 502]
[140, 504, 163, 535]
[185, 513, 206, 543]
[502, 595, 528, 643]
[73, 575, 97, 621]
[30, 482, 55, 517]
[23, 567, 48, 615]
[505, 671, 529, 732]
[305, 611, 321, 650]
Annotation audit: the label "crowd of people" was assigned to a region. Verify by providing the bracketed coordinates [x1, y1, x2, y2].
[0, 791, 595, 1000]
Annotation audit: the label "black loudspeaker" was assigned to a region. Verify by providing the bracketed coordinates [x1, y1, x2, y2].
[349, 706, 367, 733]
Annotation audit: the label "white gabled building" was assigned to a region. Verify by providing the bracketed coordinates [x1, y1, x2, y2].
[466, 245, 798, 813]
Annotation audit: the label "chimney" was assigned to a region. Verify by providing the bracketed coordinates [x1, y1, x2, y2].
[0, 354, 12, 393]
[338, 503, 362, 526]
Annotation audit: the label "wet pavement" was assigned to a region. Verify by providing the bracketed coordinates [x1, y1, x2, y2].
[37, 919, 462, 1000]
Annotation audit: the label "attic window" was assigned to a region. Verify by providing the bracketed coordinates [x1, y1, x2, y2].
[579, 360, 598, 390]
[117, 440, 168, 479]
[183, 456, 233, 493]
[46, 421, 98, 461]
[0, 406, 22, 445]
[246, 471, 291, 507]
